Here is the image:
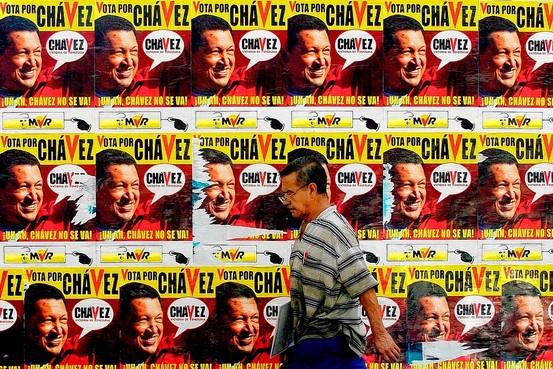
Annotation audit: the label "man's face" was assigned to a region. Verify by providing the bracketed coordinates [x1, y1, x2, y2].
[481, 163, 520, 222]
[384, 30, 426, 94]
[480, 31, 521, 93]
[122, 298, 164, 356]
[288, 29, 331, 91]
[96, 30, 138, 93]
[222, 297, 259, 355]
[202, 163, 235, 223]
[391, 163, 426, 224]
[280, 172, 311, 220]
[0, 164, 43, 228]
[28, 299, 68, 357]
[0, 31, 42, 94]
[192, 30, 235, 92]
[97, 164, 140, 225]
[503, 295, 544, 352]
[412, 296, 450, 342]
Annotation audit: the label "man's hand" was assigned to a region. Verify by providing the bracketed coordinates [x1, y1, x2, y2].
[360, 287, 401, 362]
[373, 329, 401, 362]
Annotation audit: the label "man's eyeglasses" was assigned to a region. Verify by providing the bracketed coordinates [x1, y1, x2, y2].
[278, 184, 308, 204]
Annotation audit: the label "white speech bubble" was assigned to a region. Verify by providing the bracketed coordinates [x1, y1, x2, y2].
[143, 30, 185, 71]
[239, 164, 280, 204]
[168, 297, 209, 337]
[48, 164, 89, 204]
[361, 297, 399, 335]
[0, 300, 17, 331]
[431, 163, 471, 203]
[335, 164, 376, 204]
[455, 296, 495, 336]
[430, 30, 472, 71]
[263, 297, 290, 328]
[525, 163, 553, 203]
[335, 30, 376, 70]
[239, 30, 281, 70]
[144, 164, 185, 204]
[526, 32, 553, 72]
[46, 31, 88, 71]
[72, 298, 113, 339]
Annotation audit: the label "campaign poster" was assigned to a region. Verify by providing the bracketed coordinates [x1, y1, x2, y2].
[0, 133, 96, 242]
[382, 132, 478, 240]
[189, 0, 286, 107]
[402, 266, 499, 366]
[94, 133, 192, 241]
[23, 268, 117, 367]
[382, 0, 478, 107]
[479, 1, 553, 108]
[0, 0, 94, 108]
[94, 0, 190, 107]
[0, 269, 24, 369]
[154, 266, 288, 367]
[192, 132, 288, 242]
[478, 133, 552, 240]
[284, 0, 383, 106]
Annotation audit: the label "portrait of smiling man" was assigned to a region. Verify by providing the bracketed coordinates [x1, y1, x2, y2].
[286, 14, 332, 97]
[0, 16, 42, 98]
[199, 148, 236, 224]
[477, 148, 540, 236]
[479, 17, 522, 98]
[182, 282, 277, 365]
[95, 149, 140, 231]
[384, 148, 428, 231]
[383, 15, 427, 97]
[191, 15, 236, 96]
[119, 282, 183, 364]
[94, 15, 140, 97]
[24, 283, 91, 365]
[500, 280, 551, 361]
[0, 149, 43, 231]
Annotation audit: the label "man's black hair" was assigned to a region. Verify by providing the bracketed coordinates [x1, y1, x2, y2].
[478, 148, 518, 186]
[95, 15, 136, 51]
[0, 149, 40, 188]
[119, 282, 161, 320]
[199, 148, 232, 166]
[0, 16, 39, 56]
[24, 283, 65, 319]
[383, 15, 424, 53]
[191, 15, 233, 53]
[479, 16, 518, 54]
[215, 282, 257, 319]
[384, 148, 423, 179]
[501, 280, 541, 320]
[96, 149, 137, 187]
[287, 148, 328, 165]
[280, 156, 327, 194]
[287, 14, 328, 51]
[407, 281, 448, 321]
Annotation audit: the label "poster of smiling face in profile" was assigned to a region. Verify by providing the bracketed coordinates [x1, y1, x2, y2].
[282, 0, 383, 107]
[92, 133, 191, 242]
[477, 133, 553, 240]
[382, 132, 478, 241]
[93, 0, 190, 107]
[479, 1, 553, 108]
[189, 0, 286, 107]
[382, 0, 477, 107]
[0, 0, 94, 108]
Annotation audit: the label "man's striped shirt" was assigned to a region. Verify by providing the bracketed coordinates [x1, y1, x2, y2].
[289, 205, 378, 357]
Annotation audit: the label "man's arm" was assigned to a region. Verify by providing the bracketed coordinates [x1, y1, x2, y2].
[360, 287, 401, 362]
